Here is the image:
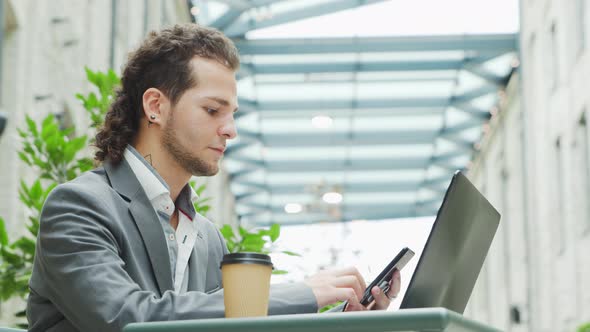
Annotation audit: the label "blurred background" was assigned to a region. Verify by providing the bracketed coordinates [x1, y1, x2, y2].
[0, 0, 587, 331]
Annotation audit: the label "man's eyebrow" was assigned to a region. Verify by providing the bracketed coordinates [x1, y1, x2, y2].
[204, 96, 239, 112]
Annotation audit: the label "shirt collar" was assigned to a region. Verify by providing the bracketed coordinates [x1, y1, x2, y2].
[124, 146, 169, 202]
[124, 146, 199, 220]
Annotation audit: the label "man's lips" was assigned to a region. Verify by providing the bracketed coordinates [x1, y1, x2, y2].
[209, 147, 225, 154]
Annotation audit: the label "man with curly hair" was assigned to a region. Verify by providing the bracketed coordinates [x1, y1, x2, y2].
[26, 23, 401, 332]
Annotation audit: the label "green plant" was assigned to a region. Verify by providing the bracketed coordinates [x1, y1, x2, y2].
[189, 180, 212, 216]
[319, 301, 343, 313]
[578, 322, 590, 332]
[0, 114, 93, 328]
[188, 180, 300, 271]
[219, 223, 300, 275]
[0, 68, 118, 327]
[76, 67, 120, 128]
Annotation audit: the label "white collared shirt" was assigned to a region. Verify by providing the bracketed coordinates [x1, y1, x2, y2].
[124, 147, 199, 293]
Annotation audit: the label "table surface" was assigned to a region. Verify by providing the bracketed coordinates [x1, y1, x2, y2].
[123, 307, 502, 332]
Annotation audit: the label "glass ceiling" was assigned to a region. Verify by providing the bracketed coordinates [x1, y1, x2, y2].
[192, 0, 519, 226]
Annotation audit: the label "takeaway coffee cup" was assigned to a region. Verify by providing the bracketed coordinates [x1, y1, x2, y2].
[220, 252, 274, 318]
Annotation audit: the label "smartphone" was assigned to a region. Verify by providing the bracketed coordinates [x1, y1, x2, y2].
[354, 247, 415, 307]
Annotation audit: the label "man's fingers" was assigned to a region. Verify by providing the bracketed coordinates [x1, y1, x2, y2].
[343, 292, 367, 312]
[332, 275, 364, 299]
[330, 267, 367, 290]
[388, 269, 401, 298]
[371, 286, 391, 310]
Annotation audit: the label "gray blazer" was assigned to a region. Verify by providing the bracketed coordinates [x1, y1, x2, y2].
[27, 160, 318, 332]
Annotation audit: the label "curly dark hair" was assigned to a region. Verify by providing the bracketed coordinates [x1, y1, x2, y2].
[94, 23, 240, 164]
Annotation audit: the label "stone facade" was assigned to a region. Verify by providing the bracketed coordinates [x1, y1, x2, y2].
[465, 1, 590, 330]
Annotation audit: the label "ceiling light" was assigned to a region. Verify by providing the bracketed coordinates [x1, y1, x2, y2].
[284, 203, 303, 214]
[322, 192, 342, 204]
[190, 6, 200, 16]
[312, 115, 333, 129]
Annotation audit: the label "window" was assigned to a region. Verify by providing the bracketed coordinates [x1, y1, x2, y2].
[554, 138, 566, 254]
[0, 0, 4, 106]
[575, 113, 590, 233]
[577, 0, 586, 53]
[548, 23, 560, 90]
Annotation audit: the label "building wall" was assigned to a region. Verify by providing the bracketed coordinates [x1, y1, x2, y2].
[465, 0, 590, 330]
[0, 0, 237, 324]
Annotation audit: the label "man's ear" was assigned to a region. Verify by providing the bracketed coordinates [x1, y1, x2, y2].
[142, 88, 169, 126]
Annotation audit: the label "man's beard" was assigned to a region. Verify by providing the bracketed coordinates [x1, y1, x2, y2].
[162, 114, 219, 176]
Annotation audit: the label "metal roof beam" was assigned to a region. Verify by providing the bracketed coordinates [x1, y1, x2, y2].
[209, 8, 245, 30]
[242, 207, 439, 226]
[451, 85, 498, 104]
[255, 129, 439, 148]
[230, 151, 464, 173]
[233, 175, 449, 195]
[239, 97, 447, 112]
[251, 76, 457, 85]
[239, 56, 494, 78]
[224, 0, 389, 37]
[236, 178, 447, 198]
[239, 200, 438, 214]
[235, 33, 518, 55]
[249, 59, 464, 75]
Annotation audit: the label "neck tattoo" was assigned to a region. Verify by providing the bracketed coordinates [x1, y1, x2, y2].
[144, 154, 153, 166]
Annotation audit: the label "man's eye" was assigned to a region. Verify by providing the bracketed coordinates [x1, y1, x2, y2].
[206, 108, 218, 115]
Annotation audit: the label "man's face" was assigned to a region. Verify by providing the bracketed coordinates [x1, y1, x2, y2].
[161, 56, 238, 176]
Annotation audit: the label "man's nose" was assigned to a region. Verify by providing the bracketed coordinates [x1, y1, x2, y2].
[219, 119, 237, 139]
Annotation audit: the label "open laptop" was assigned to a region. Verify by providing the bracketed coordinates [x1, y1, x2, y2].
[398, 171, 501, 314]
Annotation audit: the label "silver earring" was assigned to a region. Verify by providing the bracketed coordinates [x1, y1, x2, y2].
[150, 115, 156, 120]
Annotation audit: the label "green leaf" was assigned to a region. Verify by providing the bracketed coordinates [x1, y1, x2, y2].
[269, 223, 280, 242]
[0, 217, 9, 246]
[11, 237, 36, 255]
[219, 225, 235, 241]
[87, 92, 98, 108]
[76, 158, 94, 173]
[238, 226, 248, 238]
[85, 67, 99, 86]
[41, 121, 58, 141]
[272, 270, 288, 275]
[194, 197, 211, 206]
[1, 246, 22, 265]
[195, 184, 207, 196]
[64, 136, 87, 163]
[108, 69, 121, 85]
[319, 301, 344, 313]
[196, 206, 210, 214]
[30, 180, 42, 200]
[43, 182, 58, 200]
[241, 236, 266, 253]
[75, 93, 86, 103]
[31, 155, 47, 170]
[17, 152, 32, 166]
[25, 116, 38, 137]
[17, 128, 27, 139]
[281, 250, 301, 257]
[41, 114, 55, 130]
[226, 241, 236, 253]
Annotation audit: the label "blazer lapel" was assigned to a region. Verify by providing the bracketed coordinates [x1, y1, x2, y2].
[104, 160, 174, 295]
[188, 213, 209, 291]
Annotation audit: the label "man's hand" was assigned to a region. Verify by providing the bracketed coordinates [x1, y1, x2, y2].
[304, 267, 367, 309]
[305, 267, 402, 312]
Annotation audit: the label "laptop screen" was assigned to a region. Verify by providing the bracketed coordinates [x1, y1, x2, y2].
[399, 171, 500, 314]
